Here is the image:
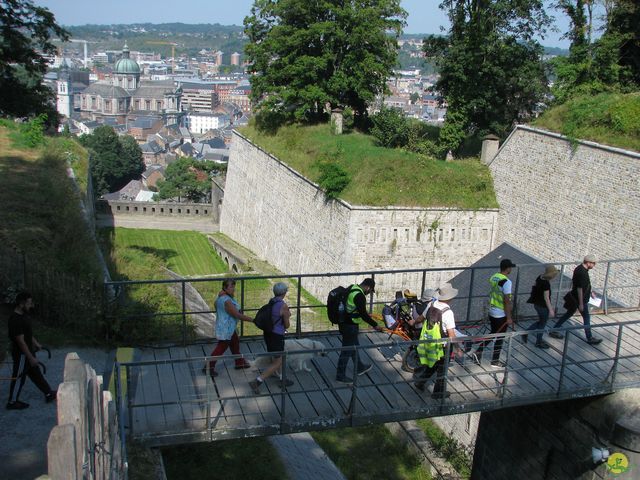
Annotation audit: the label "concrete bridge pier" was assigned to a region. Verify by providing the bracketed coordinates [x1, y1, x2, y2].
[471, 389, 640, 479]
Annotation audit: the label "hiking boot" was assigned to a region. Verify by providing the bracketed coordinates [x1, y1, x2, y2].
[414, 383, 425, 392]
[6, 400, 29, 410]
[277, 379, 294, 389]
[490, 360, 507, 368]
[587, 337, 602, 345]
[431, 391, 451, 400]
[549, 331, 564, 339]
[535, 341, 551, 349]
[357, 364, 372, 376]
[202, 366, 218, 377]
[520, 334, 528, 344]
[335, 376, 353, 384]
[45, 391, 57, 403]
[249, 379, 262, 394]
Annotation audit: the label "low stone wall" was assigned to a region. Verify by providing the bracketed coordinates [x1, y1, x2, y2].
[97, 199, 215, 219]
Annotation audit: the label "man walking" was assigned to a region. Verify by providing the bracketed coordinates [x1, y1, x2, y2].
[549, 255, 602, 345]
[335, 278, 382, 384]
[475, 259, 515, 367]
[6, 292, 56, 410]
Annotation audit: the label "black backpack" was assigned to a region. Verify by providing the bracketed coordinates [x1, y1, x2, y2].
[254, 299, 276, 332]
[327, 285, 353, 324]
[426, 304, 450, 336]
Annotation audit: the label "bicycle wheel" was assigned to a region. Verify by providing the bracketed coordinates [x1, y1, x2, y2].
[401, 346, 420, 373]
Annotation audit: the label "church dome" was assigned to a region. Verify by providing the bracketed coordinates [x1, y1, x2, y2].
[114, 43, 140, 75]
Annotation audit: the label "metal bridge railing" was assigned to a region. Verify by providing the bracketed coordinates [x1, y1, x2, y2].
[104, 258, 640, 345]
[115, 317, 640, 444]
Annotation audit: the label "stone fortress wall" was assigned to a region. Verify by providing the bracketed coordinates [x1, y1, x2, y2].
[489, 126, 640, 307]
[220, 132, 499, 300]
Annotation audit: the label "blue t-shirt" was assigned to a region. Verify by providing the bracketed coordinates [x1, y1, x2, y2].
[215, 294, 239, 340]
[270, 298, 286, 336]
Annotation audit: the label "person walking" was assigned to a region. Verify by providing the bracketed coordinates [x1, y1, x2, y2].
[206, 279, 252, 378]
[249, 282, 293, 393]
[335, 278, 382, 384]
[475, 259, 515, 367]
[524, 264, 560, 348]
[549, 255, 602, 345]
[414, 284, 459, 399]
[6, 292, 56, 410]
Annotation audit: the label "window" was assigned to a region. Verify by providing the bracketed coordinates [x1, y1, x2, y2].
[134, 207, 138, 212]
[195, 209, 199, 214]
[186, 209, 190, 214]
[145, 100, 151, 110]
[143, 207, 147, 212]
[160, 208, 164, 213]
[169, 208, 173, 213]
[126, 206, 130, 211]
[151, 208, 155, 213]
[204, 210, 208, 215]
[178, 209, 181, 213]
[116, 206, 121, 211]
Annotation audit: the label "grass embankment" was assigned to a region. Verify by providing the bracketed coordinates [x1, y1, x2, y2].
[533, 92, 640, 152]
[416, 419, 472, 478]
[240, 123, 497, 209]
[312, 425, 431, 480]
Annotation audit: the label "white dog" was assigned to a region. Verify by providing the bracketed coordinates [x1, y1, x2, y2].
[253, 338, 326, 373]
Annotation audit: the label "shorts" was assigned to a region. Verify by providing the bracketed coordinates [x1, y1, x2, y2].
[264, 332, 285, 354]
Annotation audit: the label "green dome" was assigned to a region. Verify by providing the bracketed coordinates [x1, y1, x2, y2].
[115, 43, 140, 75]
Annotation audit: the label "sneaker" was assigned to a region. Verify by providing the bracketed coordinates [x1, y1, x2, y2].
[392, 353, 403, 362]
[201, 366, 218, 377]
[490, 360, 507, 368]
[431, 391, 451, 400]
[587, 337, 602, 345]
[6, 400, 29, 410]
[277, 379, 294, 389]
[335, 376, 354, 384]
[45, 391, 57, 403]
[249, 379, 262, 394]
[414, 383, 425, 392]
[549, 331, 564, 339]
[521, 334, 528, 344]
[470, 352, 481, 365]
[535, 341, 551, 349]
[235, 361, 251, 370]
[357, 364, 372, 376]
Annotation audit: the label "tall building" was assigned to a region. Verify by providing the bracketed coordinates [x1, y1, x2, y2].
[230, 52, 241, 66]
[214, 51, 224, 66]
[56, 70, 72, 118]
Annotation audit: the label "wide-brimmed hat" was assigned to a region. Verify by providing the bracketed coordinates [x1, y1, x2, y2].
[421, 288, 438, 302]
[541, 265, 560, 280]
[437, 283, 458, 301]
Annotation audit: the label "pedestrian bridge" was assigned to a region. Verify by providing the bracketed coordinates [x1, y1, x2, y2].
[117, 310, 640, 447]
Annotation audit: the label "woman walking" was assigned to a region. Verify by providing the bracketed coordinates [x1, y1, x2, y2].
[525, 265, 560, 348]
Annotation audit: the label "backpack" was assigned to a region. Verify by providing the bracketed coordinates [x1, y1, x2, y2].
[254, 299, 276, 332]
[426, 304, 451, 336]
[327, 285, 353, 324]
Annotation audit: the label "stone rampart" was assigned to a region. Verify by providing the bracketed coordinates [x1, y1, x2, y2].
[490, 126, 640, 307]
[97, 199, 215, 219]
[220, 132, 499, 299]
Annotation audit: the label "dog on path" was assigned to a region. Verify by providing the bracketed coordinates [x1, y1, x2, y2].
[253, 338, 326, 373]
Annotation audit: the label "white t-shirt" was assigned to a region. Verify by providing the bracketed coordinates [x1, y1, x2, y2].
[489, 277, 512, 318]
[430, 300, 456, 332]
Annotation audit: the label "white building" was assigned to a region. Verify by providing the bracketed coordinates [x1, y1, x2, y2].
[182, 112, 230, 134]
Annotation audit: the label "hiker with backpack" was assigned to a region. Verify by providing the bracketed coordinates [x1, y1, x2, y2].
[335, 278, 383, 384]
[250, 282, 292, 393]
[205, 279, 252, 379]
[414, 284, 460, 399]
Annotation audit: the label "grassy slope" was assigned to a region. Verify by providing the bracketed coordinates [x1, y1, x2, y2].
[533, 92, 640, 152]
[240, 124, 497, 209]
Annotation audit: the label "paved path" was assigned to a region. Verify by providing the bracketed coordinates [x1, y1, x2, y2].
[0, 348, 111, 480]
[268, 432, 346, 480]
[96, 215, 219, 233]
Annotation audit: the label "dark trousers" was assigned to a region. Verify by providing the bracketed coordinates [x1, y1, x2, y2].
[553, 300, 593, 339]
[413, 358, 446, 393]
[476, 315, 508, 362]
[337, 323, 365, 378]
[528, 305, 550, 344]
[208, 332, 246, 371]
[8, 350, 52, 403]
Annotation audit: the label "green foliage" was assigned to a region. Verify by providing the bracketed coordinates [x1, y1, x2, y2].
[317, 162, 351, 199]
[245, 0, 407, 128]
[416, 419, 472, 478]
[533, 92, 640, 151]
[425, 0, 551, 149]
[19, 113, 47, 147]
[240, 123, 497, 209]
[0, 1, 68, 122]
[371, 107, 409, 148]
[79, 126, 144, 195]
[312, 425, 431, 480]
[155, 157, 212, 202]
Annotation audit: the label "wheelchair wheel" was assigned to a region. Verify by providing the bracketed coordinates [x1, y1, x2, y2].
[401, 347, 420, 373]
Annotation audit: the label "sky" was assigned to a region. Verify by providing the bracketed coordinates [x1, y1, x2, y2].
[34, 0, 574, 48]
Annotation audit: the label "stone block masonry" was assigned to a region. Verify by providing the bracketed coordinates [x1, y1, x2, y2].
[490, 126, 640, 307]
[220, 132, 499, 300]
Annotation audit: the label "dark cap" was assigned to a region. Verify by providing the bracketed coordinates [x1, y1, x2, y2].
[361, 278, 376, 292]
[500, 259, 516, 270]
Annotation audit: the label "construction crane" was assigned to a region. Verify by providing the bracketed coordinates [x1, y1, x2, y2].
[67, 39, 98, 68]
[145, 41, 179, 73]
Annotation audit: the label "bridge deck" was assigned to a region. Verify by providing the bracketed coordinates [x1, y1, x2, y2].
[122, 311, 640, 446]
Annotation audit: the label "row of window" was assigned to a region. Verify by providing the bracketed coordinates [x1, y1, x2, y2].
[357, 226, 492, 244]
[115, 205, 209, 215]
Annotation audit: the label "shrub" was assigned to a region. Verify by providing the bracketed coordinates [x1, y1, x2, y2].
[370, 107, 409, 148]
[20, 113, 47, 147]
[317, 162, 350, 199]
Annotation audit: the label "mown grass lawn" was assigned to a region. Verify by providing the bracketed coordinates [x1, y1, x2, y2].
[239, 123, 497, 209]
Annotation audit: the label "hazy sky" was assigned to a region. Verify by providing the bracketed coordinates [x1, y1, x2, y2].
[35, 0, 573, 48]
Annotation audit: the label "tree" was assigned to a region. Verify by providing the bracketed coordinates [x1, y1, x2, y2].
[0, 1, 69, 123]
[423, 0, 551, 149]
[80, 126, 144, 195]
[155, 158, 211, 202]
[244, 0, 406, 128]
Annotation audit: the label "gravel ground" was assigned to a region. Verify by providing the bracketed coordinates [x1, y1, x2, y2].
[0, 348, 111, 480]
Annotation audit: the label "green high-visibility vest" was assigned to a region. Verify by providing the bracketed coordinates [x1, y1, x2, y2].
[489, 273, 508, 311]
[346, 284, 364, 325]
[417, 319, 444, 367]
